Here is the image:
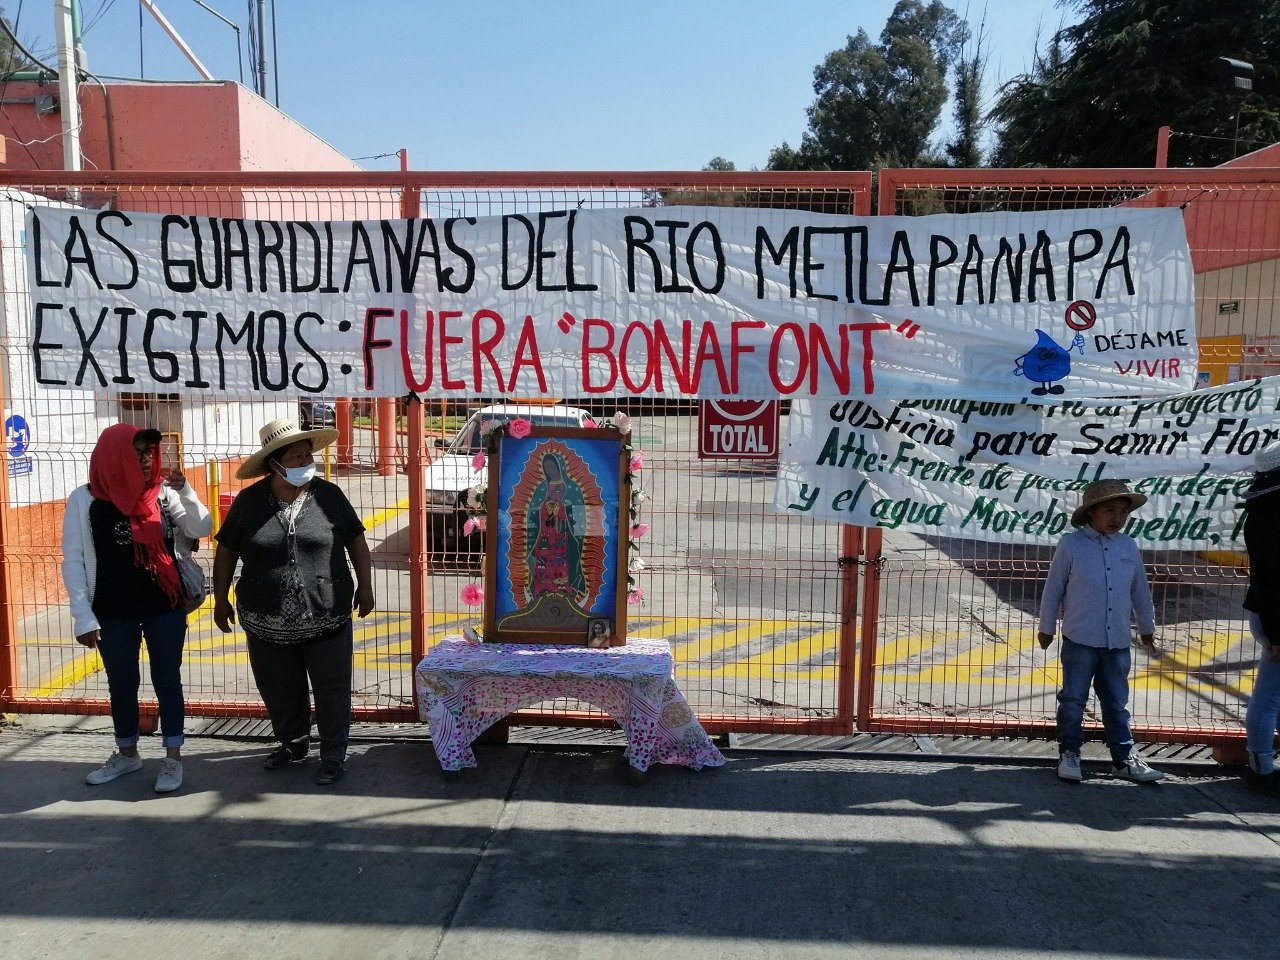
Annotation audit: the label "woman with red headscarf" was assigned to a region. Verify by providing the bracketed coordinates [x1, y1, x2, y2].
[62, 424, 211, 793]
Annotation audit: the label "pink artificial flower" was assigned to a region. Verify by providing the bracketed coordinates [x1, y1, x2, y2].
[583, 417, 597, 429]
[471, 450, 487, 471]
[459, 583, 485, 606]
[629, 452, 644, 472]
[509, 417, 532, 439]
[462, 516, 487, 536]
[627, 587, 644, 606]
[629, 523, 650, 539]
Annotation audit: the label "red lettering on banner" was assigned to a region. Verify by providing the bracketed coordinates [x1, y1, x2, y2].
[509, 315, 547, 392]
[848, 321, 892, 393]
[693, 322, 730, 393]
[770, 323, 806, 394]
[362, 306, 395, 391]
[438, 310, 465, 390]
[653, 319, 694, 393]
[400, 308, 431, 391]
[472, 309, 505, 390]
[620, 322, 656, 392]
[581, 317, 618, 393]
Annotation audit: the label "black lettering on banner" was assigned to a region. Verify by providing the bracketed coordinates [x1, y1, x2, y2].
[502, 215, 535, 290]
[756, 225, 799, 299]
[255, 309, 290, 390]
[32, 214, 63, 288]
[215, 310, 258, 390]
[69, 305, 109, 387]
[256, 221, 287, 292]
[1097, 226, 1135, 297]
[362, 307, 394, 391]
[32, 303, 68, 385]
[321, 222, 339, 293]
[1067, 228, 1102, 300]
[988, 234, 1025, 303]
[62, 216, 103, 289]
[222, 218, 252, 291]
[442, 217, 478, 292]
[193, 217, 223, 289]
[183, 310, 210, 388]
[381, 219, 423, 292]
[957, 234, 985, 305]
[113, 306, 136, 384]
[927, 234, 957, 306]
[95, 211, 139, 290]
[802, 225, 837, 302]
[654, 220, 693, 293]
[144, 308, 180, 383]
[160, 216, 195, 292]
[288, 221, 321, 292]
[623, 215, 658, 293]
[536, 211, 569, 292]
[1028, 230, 1054, 302]
[343, 221, 379, 293]
[882, 230, 919, 305]
[293, 312, 329, 392]
[563, 210, 597, 293]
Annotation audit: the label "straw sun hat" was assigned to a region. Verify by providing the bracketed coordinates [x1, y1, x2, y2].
[1070, 479, 1148, 527]
[235, 417, 339, 480]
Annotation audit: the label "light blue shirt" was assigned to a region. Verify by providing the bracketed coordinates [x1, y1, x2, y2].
[1038, 526, 1156, 648]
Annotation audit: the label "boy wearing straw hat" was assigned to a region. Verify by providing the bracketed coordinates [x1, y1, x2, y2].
[1038, 479, 1165, 783]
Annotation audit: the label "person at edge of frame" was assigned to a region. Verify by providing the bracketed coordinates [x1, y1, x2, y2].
[1239, 442, 1280, 796]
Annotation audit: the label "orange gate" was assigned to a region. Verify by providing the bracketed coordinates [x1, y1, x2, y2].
[0, 169, 870, 735]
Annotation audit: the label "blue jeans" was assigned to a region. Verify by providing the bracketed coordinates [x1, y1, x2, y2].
[1056, 637, 1134, 765]
[1246, 612, 1280, 773]
[96, 610, 188, 749]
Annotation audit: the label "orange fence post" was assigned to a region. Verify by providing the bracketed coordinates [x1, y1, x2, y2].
[376, 399, 396, 476]
[855, 527, 883, 732]
[336, 398, 353, 468]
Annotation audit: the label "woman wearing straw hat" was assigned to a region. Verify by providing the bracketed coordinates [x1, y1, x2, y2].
[1037, 479, 1165, 783]
[1240, 443, 1280, 795]
[212, 418, 374, 786]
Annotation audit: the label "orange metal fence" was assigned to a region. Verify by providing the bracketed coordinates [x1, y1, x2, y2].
[0, 170, 871, 735]
[2, 167, 1275, 748]
[866, 167, 1280, 746]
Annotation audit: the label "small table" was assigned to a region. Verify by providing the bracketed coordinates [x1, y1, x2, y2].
[415, 637, 725, 773]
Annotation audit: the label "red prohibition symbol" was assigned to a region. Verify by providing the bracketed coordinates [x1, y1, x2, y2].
[1064, 300, 1097, 331]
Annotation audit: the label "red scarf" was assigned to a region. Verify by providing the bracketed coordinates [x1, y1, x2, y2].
[88, 424, 181, 607]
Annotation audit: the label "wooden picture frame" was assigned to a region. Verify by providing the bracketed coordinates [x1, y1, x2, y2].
[483, 426, 630, 645]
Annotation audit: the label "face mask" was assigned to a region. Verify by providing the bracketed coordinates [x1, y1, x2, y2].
[278, 463, 316, 487]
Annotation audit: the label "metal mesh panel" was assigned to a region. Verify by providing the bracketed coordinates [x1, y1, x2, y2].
[867, 170, 1280, 744]
[0, 171, 871, 733]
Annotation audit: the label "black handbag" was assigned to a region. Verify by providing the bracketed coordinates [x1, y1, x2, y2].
[162, 503, 208, 613]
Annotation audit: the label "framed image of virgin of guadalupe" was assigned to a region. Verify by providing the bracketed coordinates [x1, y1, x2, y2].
[484, 426, 630, 645]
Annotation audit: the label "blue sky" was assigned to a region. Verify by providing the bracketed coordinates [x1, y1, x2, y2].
[16, 0, 1068, 170]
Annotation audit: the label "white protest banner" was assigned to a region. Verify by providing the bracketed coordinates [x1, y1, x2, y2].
[774, 377, 1280, 550]
[26, 204, 1194, 400]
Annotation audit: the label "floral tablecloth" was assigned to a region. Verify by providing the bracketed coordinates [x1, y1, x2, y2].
[415, 637, 725, 773]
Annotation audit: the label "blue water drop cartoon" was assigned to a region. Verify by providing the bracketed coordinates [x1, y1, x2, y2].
[1014, 329, 1084, 396]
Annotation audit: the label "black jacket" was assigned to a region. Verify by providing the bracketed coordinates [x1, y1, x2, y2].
[1243, 471, 1280, 641]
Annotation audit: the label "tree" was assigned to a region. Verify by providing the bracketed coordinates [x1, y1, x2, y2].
[0, 6, 34, 77]
[768, 0, 968, 171]
[944, 12, 989, 166]
[991, 0, 1280, 167]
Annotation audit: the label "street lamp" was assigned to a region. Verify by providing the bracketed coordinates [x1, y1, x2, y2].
[1216, 57, 1254, 159]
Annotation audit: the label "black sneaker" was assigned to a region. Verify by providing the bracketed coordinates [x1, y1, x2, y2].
[1243, 768, 1280, 796]
[315, 759, 344, 786]
[263, 742, 308, 770]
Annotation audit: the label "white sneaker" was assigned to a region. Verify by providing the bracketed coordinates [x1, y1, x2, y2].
[154, 758, 184, 794]
[1057, 752, 1083, 781]
[85, 752, 143, 785]
[1113, 755, 1165, 782]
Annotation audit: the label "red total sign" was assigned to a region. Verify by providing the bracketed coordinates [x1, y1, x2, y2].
[698, 400, 780, 459]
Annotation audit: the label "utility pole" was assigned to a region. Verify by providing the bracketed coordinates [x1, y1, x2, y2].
[255, 0, 268, 98]
[54, 0, 82, 171]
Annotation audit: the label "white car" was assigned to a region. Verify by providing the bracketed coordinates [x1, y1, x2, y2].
[424, 403, 593, 553]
